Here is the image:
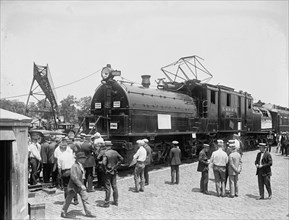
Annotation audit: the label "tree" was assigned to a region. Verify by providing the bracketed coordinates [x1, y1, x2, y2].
[59, 95, 78, 124]
[77, 96, 92, 117]
[0, 99, 26, 115]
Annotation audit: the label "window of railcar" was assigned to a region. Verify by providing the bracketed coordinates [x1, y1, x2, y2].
[226, 93, 231, 106]
[248, 99, 252, 109]
[260, 109, 269, 117]
[211, 90, 216, 104]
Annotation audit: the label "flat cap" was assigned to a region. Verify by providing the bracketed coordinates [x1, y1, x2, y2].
[104, 141, 113, 146]
[76, 152, 87, 159]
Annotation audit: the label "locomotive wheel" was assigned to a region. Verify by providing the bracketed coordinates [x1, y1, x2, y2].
[153, 142, 174, 164]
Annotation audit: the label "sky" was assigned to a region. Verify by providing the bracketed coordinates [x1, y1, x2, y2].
[1, 1, 288, 107]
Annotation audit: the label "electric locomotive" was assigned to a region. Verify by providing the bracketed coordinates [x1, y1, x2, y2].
[86, 57, 289, 166]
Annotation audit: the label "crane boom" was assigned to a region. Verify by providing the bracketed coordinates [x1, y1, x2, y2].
[26, 63, 59, 126]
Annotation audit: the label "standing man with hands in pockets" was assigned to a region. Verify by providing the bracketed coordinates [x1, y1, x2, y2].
[255, 143, 272, 200]
[197, 144, 210, 194]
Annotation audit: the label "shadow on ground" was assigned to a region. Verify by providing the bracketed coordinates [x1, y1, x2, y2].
[245, 194, 259, 199]
[66, 209, 85, 219]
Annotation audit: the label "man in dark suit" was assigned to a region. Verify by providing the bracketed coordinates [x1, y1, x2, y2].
[169, 141, 182, 184]
[40, 136, 50, 183]
[143, 139, 153, 186]
[197, 144, 210, 194]
[80, 134, 96, 192]
[61, 152, 94, 218]
[255, 143, 272, 200]
[101, 141, 124, 207]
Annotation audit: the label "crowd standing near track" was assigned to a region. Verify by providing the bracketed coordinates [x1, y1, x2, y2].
[26, 131, 289, 218]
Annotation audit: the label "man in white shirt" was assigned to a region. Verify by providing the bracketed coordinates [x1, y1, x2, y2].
[210, 139, 228, 197]
[58, 138, 78, 204]
[28, 136, 42, 185]
[92, 132, 104, 146]
[133, 139, 147, 192]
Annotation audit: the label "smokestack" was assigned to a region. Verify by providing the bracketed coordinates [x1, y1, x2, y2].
[141, 75, 151, 88]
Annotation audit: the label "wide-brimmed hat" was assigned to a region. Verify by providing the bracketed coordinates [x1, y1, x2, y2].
[172, 140, 179, 145]
[76, 152, 87, 159]
[258, 143, 268, 148]
[92, 132, 101, 138]
[228, 139, 235, 147]
[217, 139, 224, 145]
[136, 139, 145, 146]
[143, 139, 149, 143]
[203, 144, 210, 148]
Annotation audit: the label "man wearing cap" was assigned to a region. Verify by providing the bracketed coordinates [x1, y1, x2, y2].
[133, 140, 147, 192]
[40, 135, 51, 183]
[143, 139, 153, 186]
[210, 139, 228, 197]
[80, 134, 96, 192]
[61, 152, 94, 218]
[255, 143, 272, 200]
[228, 142, 242, 198]
[47, 135, 58, 187]
[169, 141, 182, 184]
[101, 141, 124, 207]
[197, 144, 210, 194]
[57, 138, 78, 204]
[95, 140, 106, 189]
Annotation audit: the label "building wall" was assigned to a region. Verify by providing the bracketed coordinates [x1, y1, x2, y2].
[11, 126, 29, 220]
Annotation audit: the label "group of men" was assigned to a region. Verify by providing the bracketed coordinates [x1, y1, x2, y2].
[132, 139, 182, 192]
[27, 132, 124, 217]
[197, 135, 273, 200]
[28, 132, 275, 218]
[276, 132, 289, 156]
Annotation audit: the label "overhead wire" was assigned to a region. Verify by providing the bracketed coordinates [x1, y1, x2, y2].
[1, 68, 102, 100]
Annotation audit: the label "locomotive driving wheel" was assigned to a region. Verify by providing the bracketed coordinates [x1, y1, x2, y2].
[153, 141, 174, 164]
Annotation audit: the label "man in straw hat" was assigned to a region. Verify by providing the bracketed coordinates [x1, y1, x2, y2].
[143, 139, 153, 186]
[255, 143, 272, 200]
[210, 139, 228, 197]
[133, 139, 147, 192]
[228, 142, 242, 198]
[61, 151, 94, 218]
[197, 143, 210, 194]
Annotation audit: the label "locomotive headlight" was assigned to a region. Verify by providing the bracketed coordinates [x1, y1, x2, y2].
[101, 66, 111, 80]
[101, 64, 121, 81]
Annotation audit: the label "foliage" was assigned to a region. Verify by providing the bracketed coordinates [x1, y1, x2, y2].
[77, 96, 92, 117]
[59, 95, 78, 124]
[0, 95, 92, 126]
[0, 99, 27, 115]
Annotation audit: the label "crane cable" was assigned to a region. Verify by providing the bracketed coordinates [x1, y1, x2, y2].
[1, 68, 102, 100]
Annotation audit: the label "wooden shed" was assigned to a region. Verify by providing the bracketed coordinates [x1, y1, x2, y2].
[0, 108, 31, 220]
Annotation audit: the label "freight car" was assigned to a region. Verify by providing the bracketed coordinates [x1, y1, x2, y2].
[85, 59, 289, 166]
